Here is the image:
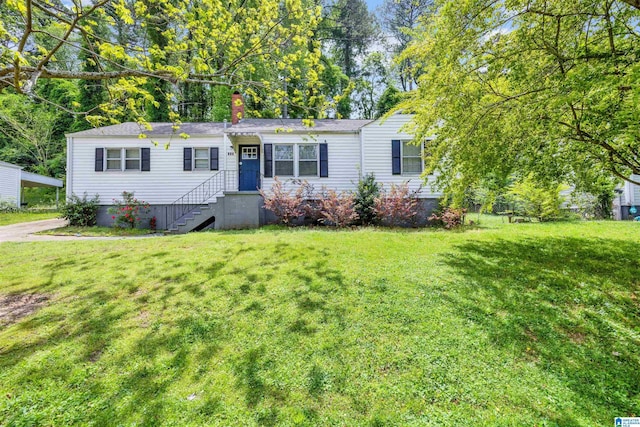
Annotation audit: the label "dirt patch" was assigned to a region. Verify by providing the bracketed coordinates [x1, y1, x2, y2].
[0, 293, 49, 327]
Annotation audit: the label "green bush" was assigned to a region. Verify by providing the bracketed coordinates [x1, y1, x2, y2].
[0, 200, 19, 213]
[61, 193, 100, 226]
[509, 176, 565, 222]
[354, 173, 380, 225]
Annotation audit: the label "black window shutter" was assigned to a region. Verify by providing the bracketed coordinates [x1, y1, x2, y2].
[183, 147, 192, 171]
[95, 148, 104, 172]
[210, 147, 219, 170]
[264, 144, 273, 178]
[319, 143, 328, 177]
[392, 140, 401, 175]
[141, 148, 150, 171]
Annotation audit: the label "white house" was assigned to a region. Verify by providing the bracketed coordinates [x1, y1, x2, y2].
[66, 108, 442, 231]
[615, 175, 640, 220]
[0, 160, 64, 208]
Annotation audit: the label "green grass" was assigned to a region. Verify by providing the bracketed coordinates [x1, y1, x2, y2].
[0, 211, 59, 226]
[0, 219, 639, 426]
[37, 226, 156, 237]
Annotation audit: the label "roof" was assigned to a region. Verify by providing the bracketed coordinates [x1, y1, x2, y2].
[21, 171, 63, 188]
[66, 122, 227, 137]
[229, 119, 372, 133]
[66, 119, 373, 137]
[0, 160, 23, 170]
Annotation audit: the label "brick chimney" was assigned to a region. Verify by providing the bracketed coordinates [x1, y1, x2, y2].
[231, 92, 244, 125]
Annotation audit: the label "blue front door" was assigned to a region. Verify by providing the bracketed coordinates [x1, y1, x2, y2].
[239, 145, 260, 191]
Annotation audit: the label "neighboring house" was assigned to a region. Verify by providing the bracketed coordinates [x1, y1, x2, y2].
[0, 160, 64, 208]
[615, 175, 640, 219]
[66, 103, 442, 232]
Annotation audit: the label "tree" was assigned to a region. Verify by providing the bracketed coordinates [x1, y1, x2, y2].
[380, 0, 433, 91]
[397, 0, 640, 204]
[322, 0, 378, 78]
[0, 0, 325, 126]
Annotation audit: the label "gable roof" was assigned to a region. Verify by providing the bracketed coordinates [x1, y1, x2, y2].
[66, 119, 373, 137]
[66, 122, 227, 137]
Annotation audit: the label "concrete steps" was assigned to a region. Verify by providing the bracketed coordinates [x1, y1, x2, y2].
[167, 200, 219, 234]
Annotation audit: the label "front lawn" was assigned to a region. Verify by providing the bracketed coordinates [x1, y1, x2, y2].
[0, 211, 59, 226]
[37, 226, 157, 237]
[0, 220, 638, 425]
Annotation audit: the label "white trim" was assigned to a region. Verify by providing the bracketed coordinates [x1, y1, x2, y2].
[66, 137, 73, 199]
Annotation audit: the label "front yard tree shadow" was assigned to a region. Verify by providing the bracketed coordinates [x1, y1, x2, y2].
[440, 236, 640, 419]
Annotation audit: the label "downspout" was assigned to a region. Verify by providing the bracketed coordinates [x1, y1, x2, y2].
[66, 136, 73, 200]
[359, 128, 365, 179]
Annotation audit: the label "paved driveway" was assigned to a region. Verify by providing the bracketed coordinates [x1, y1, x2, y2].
[0, 219, 163, 242]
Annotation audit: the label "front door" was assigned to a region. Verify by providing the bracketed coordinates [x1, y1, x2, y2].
[238, 145, 260, 191]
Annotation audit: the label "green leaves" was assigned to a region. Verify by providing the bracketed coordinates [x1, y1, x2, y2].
[398, 0, 640, 202]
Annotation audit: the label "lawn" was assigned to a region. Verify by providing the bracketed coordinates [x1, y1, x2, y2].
[0, 220, 638, 426]
[0, 211, 59, 226]
[37, 226, 157, 237]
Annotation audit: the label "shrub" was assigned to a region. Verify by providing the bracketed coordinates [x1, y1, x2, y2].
[259, 177, 306, 225]
[374, 183, 421, 227]
[509, 176, 565, 221]
[429, 207, 466, 229]
[319, 190, 359, 227]
[0, 200, 19, 213]
[108, 192, 150, 228]
[354, 173, 380, 225]
[62, 193, 100, 226]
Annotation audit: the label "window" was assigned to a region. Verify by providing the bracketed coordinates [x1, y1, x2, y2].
[242, 147, 258, 160]
[274, 145, 294, 176]
[194, 148, 209, 169]
[106, 148, 122, 170]
[298, 145, 318, 176]
[125, 148, 140, 170]
[402, 141, 422, 174]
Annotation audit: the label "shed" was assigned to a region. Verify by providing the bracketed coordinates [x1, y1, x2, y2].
[0, 161, 64, 208]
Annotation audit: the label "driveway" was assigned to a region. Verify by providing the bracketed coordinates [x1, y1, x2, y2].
[0, 219, 161, 242]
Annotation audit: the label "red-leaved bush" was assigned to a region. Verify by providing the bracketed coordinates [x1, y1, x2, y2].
[259, 177, 306, 225]
[428, 207, 466, 229]
[374, 183, 420, 227]
[319, 190, 359, 227]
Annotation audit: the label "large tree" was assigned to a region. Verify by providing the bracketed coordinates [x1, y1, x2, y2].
[398, 0, 640, 202]
[380, 0, 433, 91]
[0, 0, 325, 126]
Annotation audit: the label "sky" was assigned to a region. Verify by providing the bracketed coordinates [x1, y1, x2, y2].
[365, 0, 384, 12]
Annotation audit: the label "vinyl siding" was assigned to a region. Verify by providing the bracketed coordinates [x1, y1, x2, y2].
[361, 114, 441, 198]
[261, 132, 361, 193]
[632, 175, 640, 205]
[68, 136, 227, 204]
[0, 164, 21, 207]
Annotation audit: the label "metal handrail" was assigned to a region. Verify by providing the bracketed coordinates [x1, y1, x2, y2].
[165, 170, 237, 230]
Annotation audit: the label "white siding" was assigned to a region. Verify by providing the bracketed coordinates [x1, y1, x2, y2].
[68, 136, 226, 204]
[0, 163, 21, 207]
[261, 132, 361, 194]
[632, 174, 639, 205]
[361, 114, 441, 197]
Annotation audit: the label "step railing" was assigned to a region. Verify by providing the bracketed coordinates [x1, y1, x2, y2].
[165, 170, 237, 230]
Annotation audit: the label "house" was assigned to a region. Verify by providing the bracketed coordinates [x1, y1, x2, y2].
[0, 160, 64, 208]
[615, 176, 640, 220]
[65, 99, 441, 232]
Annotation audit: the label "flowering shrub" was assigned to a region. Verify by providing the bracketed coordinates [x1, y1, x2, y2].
[319, 190, 359, 227]
[374, 183, 420, 227]
[108, 192, 150, 228]
[150, 216, 157, 231]
[429, 207, 467, 229]
[259, 177, 306, 225]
